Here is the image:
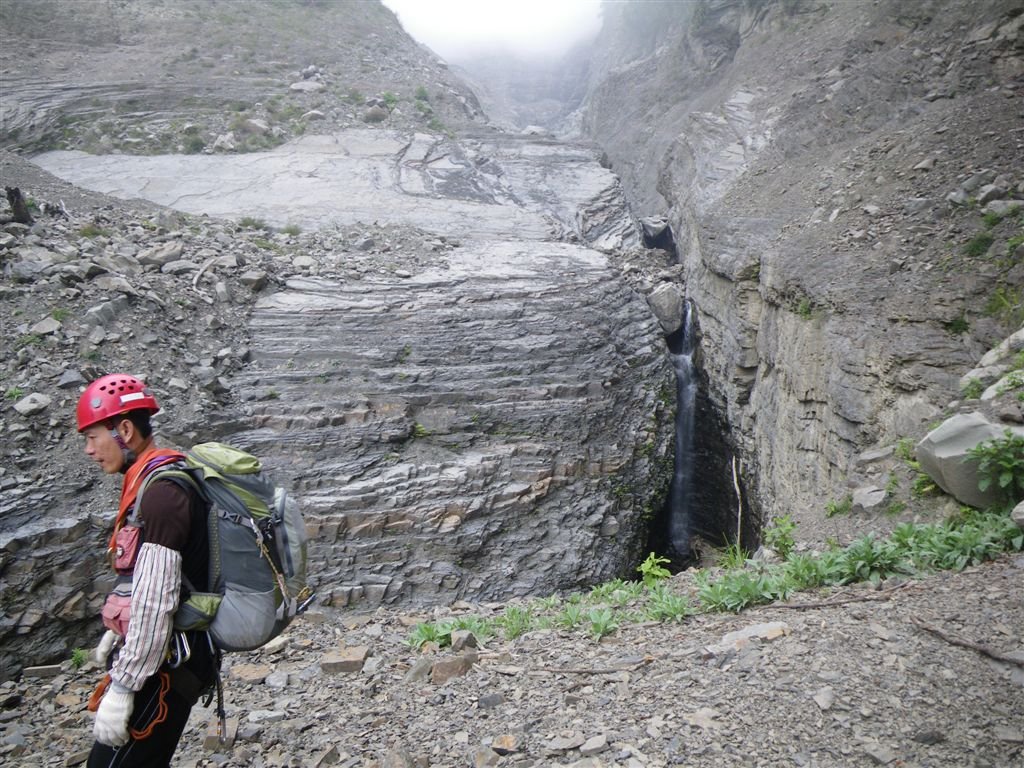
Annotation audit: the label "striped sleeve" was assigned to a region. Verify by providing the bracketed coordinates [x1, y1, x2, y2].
[110, 542, 181, 692]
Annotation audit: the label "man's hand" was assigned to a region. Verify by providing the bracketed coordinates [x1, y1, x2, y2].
[93, 629, 119, 665]
[93, 687, 134, 747]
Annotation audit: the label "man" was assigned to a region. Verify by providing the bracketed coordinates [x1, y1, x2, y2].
[78, 373, 217, 767]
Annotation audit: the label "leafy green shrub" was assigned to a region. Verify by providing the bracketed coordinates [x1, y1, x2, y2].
[642, 584, 692, 622]
[281, 224, 301, 236]
[943, 312, 969, 335]
[382, 91, 398, 109]
[587, 608, 619, 639]
[796, 298, 813, 319]
[414, 85, 430, 101]
[5, 386, 24, 400]
[961, 378, 985, 400]
[497, 605, 533, 640]
[967, 429, 1024, 508]
[406, 620, 452, 649]
[895, 437, 916, 461]
[697, 569, 780, 613]
[636, 552, 671, 587]
[556, 603, 585, 629]
[841, 535, 906, 585]
[762, 514, 796, 559]
[825, 495, 852, 517]
[70, 648, 88, 669]
[183, 134, 205, 154]
[718, 542, 749, 570]
[964, 233, 994, 257]
[982, 211, 1003, 228]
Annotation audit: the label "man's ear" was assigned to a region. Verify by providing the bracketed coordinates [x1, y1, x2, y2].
[115, 417, 135, 443]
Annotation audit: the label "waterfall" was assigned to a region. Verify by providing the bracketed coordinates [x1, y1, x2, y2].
[667, 301, 697, 559]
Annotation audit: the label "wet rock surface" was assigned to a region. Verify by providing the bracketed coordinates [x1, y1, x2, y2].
[4, 555, 1023, 767]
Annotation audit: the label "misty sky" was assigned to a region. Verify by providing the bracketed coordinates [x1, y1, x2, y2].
[382, 0, 603, 61]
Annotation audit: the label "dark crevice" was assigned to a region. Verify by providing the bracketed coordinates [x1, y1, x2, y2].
[644, 299, 754, 571]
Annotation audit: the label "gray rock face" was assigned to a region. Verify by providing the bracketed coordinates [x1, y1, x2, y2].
[573, 0, 1024, 533]
[226, 239, 672, 604]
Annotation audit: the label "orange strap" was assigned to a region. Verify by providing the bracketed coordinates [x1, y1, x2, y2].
[87, 674, 110, 712]
[85, 670, 172, 741]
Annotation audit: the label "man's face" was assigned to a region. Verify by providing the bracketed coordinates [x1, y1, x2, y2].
[82, 423, 125, 475]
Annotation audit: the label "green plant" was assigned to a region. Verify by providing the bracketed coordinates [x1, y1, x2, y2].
[396, 343, 412, 363]
[1007, 234, 1024, 258]
[825, 495, 852, 518]
[982, 211, 1003, 228]
[796, 298, 813, 319]
[281, 224, 301, 236]
[556, 602, 585, 629]
[697, 569, 782, 613]
[15, 334, 41, 349]
[587, 607, 619, 639]
[450, 615, 495, 643]
[239, 216, 268, 230]
[70, 648, 88, 669]
[762, 514, 796, 559]
[886, 500, 907, 516]
[411, 422, 430, 439]
[4, 386, 24, 400]
[963, 233, 994, 257]
[718, 542, 749, 570]
[983, 285, 1024, 327]
[51, 308, 70, 322]
[406, 621, 452, 649]
[636, 552, 672, 587]
[911, 471, 938, 498]
[895, 437, 916, 462]
[79, 223, 109, 238]
[841, 535, 906, 585]
[183, 134, 205, 154]
[961, 377, 985, 400]
[996, 371, 1024, 396]
[943, 312, 969, 335]
[643, 584, 692, 622]
[967, 429, 1024, 508]
[382, 91, 398, 109]
[414, 85, 430, 101]
[497, 605, 533, 640]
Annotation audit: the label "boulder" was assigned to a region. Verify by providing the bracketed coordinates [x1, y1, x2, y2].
[916, 413, 1024, 509]
[647, 283, 684, 335]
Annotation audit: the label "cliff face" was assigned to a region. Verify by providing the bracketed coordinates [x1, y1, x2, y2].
[576, 0, 1024, 534]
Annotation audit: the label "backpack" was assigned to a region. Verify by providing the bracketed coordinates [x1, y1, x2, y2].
[138, 441, 313, 652]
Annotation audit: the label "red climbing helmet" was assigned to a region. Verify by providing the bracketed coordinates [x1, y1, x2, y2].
[76, 374, 160, 432]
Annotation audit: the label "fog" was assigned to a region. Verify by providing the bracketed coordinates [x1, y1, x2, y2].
[382, 0, 603, 62]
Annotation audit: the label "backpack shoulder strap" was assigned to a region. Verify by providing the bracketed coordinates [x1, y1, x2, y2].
[135, 464, 206, 519]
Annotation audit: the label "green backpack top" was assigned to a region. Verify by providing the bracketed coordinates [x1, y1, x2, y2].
[139, 442, 313, 652]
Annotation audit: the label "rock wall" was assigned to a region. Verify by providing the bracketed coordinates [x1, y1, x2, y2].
[576, 0, 1024, 534]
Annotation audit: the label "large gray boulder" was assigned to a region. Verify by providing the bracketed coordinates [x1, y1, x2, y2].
[916, 413, 1024, 509]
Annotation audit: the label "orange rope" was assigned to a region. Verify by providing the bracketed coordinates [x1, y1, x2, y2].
[128, 670, 171, 740]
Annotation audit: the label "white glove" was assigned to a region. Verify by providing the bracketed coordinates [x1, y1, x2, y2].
[93, 630, 119, 665]
[93, 687, 134, 747]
